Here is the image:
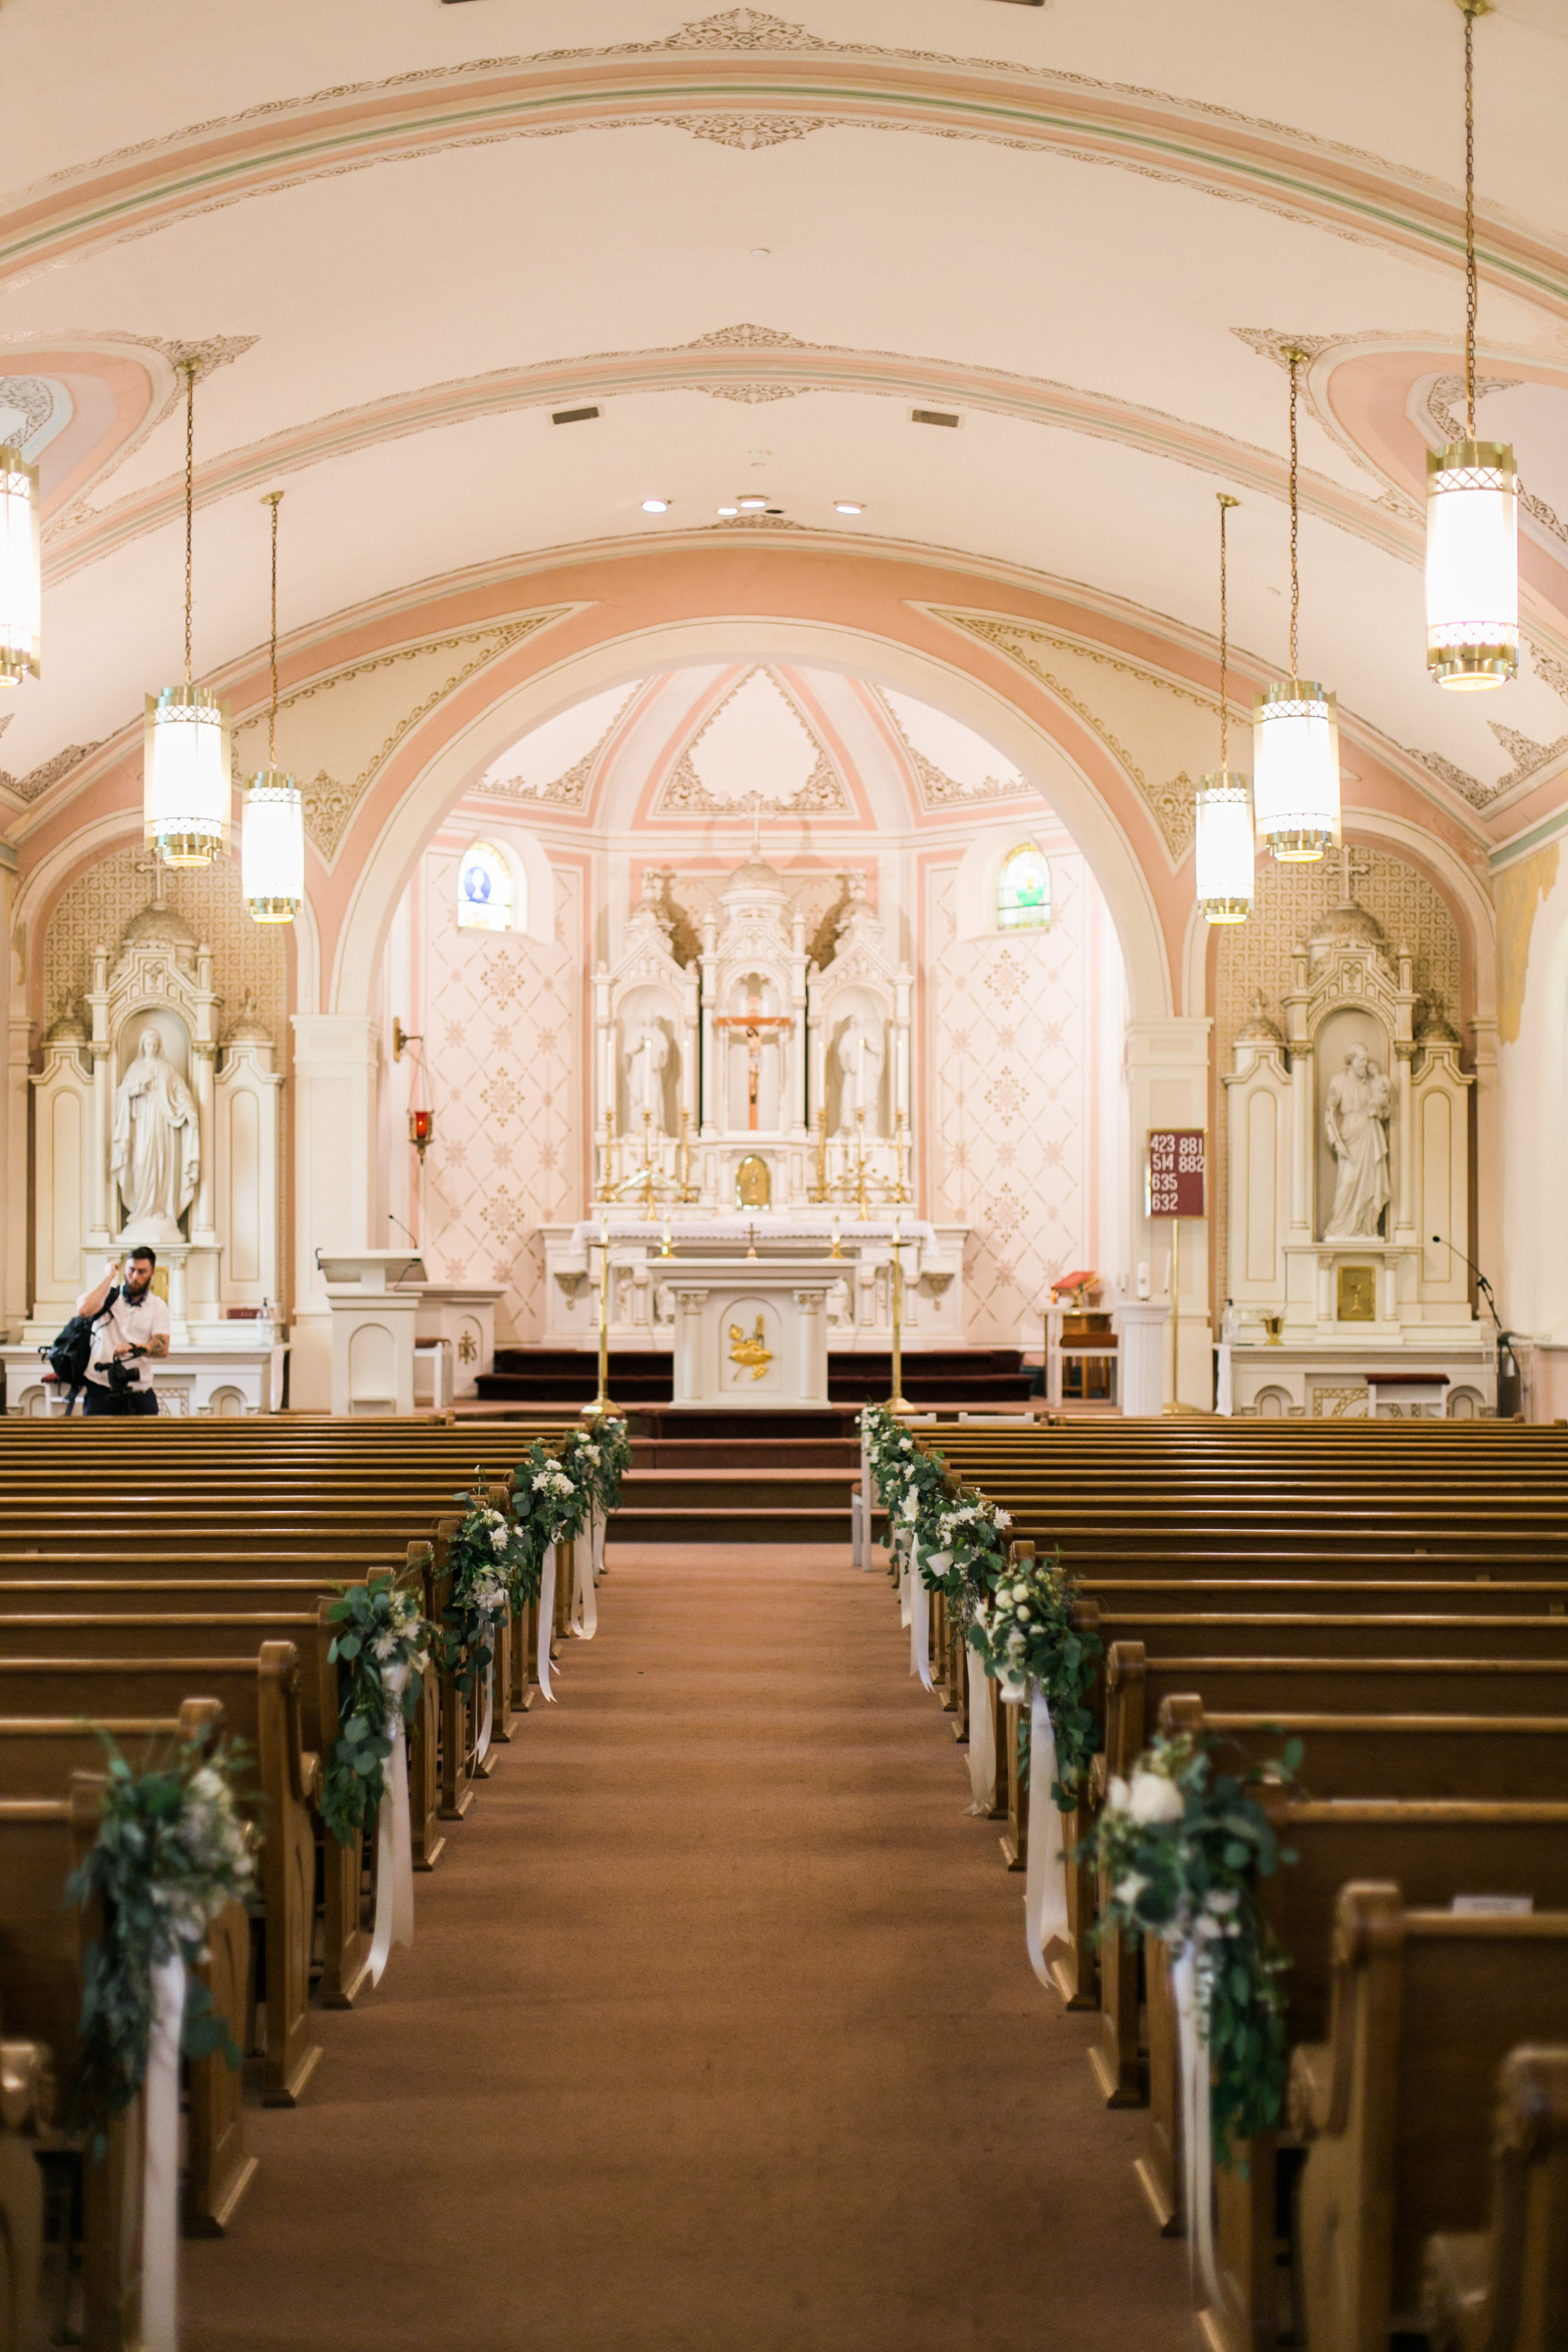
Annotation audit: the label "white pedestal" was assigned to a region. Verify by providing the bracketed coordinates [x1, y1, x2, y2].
[1115, 1300, 1170, 1417]
[415, 1284, 505, 1399]
[319, 1253, 427, 1418]
[669, 1259, 832, 1409]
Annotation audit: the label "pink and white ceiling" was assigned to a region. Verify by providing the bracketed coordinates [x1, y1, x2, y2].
[3, 0, 1568, 869]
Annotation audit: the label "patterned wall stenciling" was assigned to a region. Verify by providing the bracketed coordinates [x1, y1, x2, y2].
[42, 845, 287, 1047]
[932, 609, 1230, 859]
[416, 847, 581, 1342]
[1212, 846, 1464, 1304]
[230, 613, 567, 860]
[927, 864, 1090, 1346]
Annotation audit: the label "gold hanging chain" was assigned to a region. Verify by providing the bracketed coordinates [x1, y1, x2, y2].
[181, 359, 196, 687]
[1285, 344, 1304, 681]
[1464, 0, 1478, 437]
[262, 490, 283, 770]
[1217, 492, 1239, 770]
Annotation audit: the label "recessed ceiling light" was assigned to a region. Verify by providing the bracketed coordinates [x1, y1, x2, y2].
[751, 246, 771, 257]
[718, 506, 739, 517]
[738, 494, 768, 512]
[641, 497, 670, 514]
[835, 501, 864, 517]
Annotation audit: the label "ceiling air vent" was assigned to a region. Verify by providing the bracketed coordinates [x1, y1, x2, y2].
[911, 408, 961, 430]
[551, 406, 601, 426]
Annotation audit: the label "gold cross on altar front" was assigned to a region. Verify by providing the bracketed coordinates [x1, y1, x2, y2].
[714, 996, 793, 1130]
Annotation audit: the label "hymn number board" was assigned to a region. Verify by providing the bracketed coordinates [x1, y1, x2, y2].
[1148, 1128, 1205, 1219]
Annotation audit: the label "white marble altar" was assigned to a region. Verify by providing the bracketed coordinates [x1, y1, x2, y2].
[667, 1259, 834, 1409]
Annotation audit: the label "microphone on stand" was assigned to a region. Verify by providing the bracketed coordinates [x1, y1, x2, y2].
[1431, 1235, 1521, 1416]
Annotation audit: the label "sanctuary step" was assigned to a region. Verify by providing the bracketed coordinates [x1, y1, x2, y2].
[612, 1465, 854, 1545]
[474, 1347, 1036, 1412]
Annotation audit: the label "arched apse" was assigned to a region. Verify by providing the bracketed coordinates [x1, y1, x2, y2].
[329, 605, 1174, 1029]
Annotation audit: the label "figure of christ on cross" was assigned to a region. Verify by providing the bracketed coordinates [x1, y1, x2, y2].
[713, 995, 794, 1131]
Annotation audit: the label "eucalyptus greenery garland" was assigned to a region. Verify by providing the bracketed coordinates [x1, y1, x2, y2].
[967, 1552, 1101, 1808]
[321, 1572, 435, 1846]
[1080, 1729, 1299, 2166]
[569, 1417, 632, 1520]
[67, 1737, 255, 2154]
[442, 1489, 518, 1703]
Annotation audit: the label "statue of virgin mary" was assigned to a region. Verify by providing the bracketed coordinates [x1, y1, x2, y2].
[112, 1030, 201, 1237]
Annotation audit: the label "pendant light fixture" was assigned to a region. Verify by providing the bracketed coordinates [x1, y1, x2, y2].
[242, 491, 304, 923]
[1253, 346, 1340, 862]
[1195, 493, 1253, 924]
[1426, 0, 1517, 692]
[144, 360, 231, 866]
[0, 441, 41, 687]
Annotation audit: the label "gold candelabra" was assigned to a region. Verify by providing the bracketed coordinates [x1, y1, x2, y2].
[888, 1217, 911, 1412]
[588, 1221, 616, 1418]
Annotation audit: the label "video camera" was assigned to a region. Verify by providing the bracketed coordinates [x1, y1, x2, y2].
[106, 1345, 146, 1395]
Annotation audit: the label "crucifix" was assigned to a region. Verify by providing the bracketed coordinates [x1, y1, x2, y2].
[714, 992, 793, 1131]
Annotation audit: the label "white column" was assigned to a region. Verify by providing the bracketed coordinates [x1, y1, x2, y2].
[1471, 1014, 1500, 1310]
[4, 1012, 29, 1335]
[289, 1014, 381, 1409]
[1123, 1018, 1212, 1411]
[675, 1288, 706, 1406]
[1393, 1047, 1416, 1245]
[190, 1048, 217, 1245]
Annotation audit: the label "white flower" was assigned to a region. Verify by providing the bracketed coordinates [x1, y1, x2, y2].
[490, 1526, 508, 1552]
[900, 1493, 920, 1523]
[1007, 1628, 1026, 1654]
[1125, 1769, 1185, 1826]
[1113, 1872, 1148, 1907]
[1205, 1888, 1239, 1915]
[899, 1438, 913, 1453]
[1015, 1604, 1032, 1623]
[1012, 1582, 1029, 1604]
[994, 1509, 1012, 1530]
[1106, 1775, 1131, 1814]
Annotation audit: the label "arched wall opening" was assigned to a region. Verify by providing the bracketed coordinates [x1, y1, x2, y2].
[373, 654, 1133, 1358]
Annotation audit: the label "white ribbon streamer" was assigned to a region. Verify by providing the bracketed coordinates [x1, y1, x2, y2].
[475, 1659, 494, 1766]
[1172, 1942, 1221, 2311]
[141, 1949, 184, 2352]
[536, 1544, 557, 1702]
[910, 1547, 933, 1691]
[571, 1534, 598, 1638]
[1023, 1682, 1071, 1986]
[897, 1531, 913, 1629]
[592, 1507, 607, 1584]
[965, 1648, 996, 1814]
[369, 1678, 415, 1988]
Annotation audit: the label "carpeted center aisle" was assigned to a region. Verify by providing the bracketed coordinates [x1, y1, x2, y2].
[184, 1545, 1192, 2352]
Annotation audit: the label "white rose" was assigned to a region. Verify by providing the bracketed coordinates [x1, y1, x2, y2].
[1106, 1775, 1131, 1814]
[1113, 1873, 1148, 1907]
[1015, 1604, 1032, 1622]
[995, 1509, 1012, 1530]
[1126, 1769, 1185, 1826]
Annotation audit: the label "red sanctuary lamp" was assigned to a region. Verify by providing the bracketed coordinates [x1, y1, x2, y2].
[408, 1106, 435, 1161]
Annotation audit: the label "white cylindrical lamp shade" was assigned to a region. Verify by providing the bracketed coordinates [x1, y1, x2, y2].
[0, 445, 41, 686]
[1194, 771, 1254, 924]
[144, 685, 232, 867]
[1252, 679, 1340, 863]
[1426, 438, 1518, 691]
[242, 768, 304, 921]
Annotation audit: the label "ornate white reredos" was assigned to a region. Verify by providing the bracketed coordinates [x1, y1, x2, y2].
[87, 897, 218, 1071]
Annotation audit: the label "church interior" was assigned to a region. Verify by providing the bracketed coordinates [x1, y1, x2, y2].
[3, 6, 1568, 2349]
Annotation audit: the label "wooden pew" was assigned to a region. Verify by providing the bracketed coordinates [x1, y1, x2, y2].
[0, 1648, 319, 2109]
[1084, 1645, 1568, 2094]
[1290, 1887, 1568, 2352]
[1422, 2044, 1568, 2352]
[0, 2030, 50, 2352]
[0, 1772, 249, 2351]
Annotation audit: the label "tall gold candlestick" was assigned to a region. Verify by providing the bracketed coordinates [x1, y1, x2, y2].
[889, 1215, 910, 1413]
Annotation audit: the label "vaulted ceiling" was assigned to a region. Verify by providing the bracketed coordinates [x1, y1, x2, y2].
[4, 0, 1568, 859]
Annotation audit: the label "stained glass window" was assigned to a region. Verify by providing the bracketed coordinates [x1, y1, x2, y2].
[457, 841, 514, 933]
[998, 843, 1051, 931]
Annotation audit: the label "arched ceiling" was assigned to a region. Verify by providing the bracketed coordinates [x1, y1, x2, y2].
[3, 1, 1568, 854]
[458, 659, 1047, 835]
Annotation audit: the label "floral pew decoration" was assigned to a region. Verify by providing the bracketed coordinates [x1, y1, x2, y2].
[323, 1572, 435, 1986]
[560, 1418, 632, 1635]
[68, 1735, 254, 2352]
[511, 1441, 593, 1696]
[859, 1405, 956, 1671]
[968, 1551, 1101, 1984]
[1079, 1727, 1298, 2307]
[443, 1490, 526, 1754]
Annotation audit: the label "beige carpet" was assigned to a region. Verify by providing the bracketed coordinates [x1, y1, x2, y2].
[184, 1544, 1193, 2352]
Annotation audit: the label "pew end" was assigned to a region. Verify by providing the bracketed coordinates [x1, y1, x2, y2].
[1423, 2044, 1568, 2352]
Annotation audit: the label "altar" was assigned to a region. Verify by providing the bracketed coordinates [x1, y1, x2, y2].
[549, 843, 968, 1352]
